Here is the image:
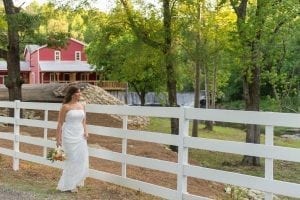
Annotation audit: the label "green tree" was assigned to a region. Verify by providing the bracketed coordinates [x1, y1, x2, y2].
[260, 3, 300, 113]
[24, 2, 70, 45]
[86, 7, 165, 105]
[177, 0, 233, 133]
[82, 9, 107, 43]
[120, 0, 179, 151]
[221, 0, 300, 165]
[176, 0, 204, 136]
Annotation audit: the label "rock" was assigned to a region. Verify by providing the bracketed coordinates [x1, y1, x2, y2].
[79, 84, 149, 129]
[225, 185, 279, 200]
[224, 186, 231, 194]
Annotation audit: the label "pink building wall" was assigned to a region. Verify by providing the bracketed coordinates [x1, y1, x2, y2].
[38, 39, 87, 61]
[29, 51, 40, 84]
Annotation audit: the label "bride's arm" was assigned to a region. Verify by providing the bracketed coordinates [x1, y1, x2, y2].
[56, 105, 67, 146]
[82, 105, 88, 139]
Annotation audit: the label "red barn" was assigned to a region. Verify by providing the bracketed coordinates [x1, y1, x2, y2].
[25, 38, 98, 84]
[0, 38, 98, 85]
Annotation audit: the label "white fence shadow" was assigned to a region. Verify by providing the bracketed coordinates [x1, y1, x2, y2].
[0, 100, 300, 200]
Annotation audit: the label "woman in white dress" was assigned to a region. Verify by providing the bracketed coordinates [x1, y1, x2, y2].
[56, 86, 89, 193]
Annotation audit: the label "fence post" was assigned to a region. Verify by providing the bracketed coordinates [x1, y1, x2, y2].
[177, 107, 189, 200]
[13, 100, 20, 171]
[43, 109, 48, 158]
[265, 125, 274, 200]
[122, 113, 128, 178]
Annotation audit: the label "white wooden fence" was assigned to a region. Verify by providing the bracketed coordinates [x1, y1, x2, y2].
[0, 100, 300, 200]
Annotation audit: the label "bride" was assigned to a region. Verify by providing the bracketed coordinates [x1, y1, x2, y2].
[56, 86, 89, 192]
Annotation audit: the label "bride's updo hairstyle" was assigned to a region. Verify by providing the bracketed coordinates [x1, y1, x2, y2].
[63, 86, 80, 104]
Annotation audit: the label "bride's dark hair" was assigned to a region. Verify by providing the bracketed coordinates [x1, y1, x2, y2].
[63, 86, 80, 104]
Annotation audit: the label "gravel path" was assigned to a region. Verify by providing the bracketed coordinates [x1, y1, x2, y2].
[0, 185, 37, 200]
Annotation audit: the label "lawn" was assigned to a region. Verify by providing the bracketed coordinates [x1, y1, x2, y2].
[145, 117, 300, 198]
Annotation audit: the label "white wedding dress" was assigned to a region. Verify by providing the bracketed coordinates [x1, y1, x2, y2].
[57, 109, 89, 191]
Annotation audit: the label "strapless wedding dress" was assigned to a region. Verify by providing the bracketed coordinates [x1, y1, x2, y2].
[57, 109, 89, 191]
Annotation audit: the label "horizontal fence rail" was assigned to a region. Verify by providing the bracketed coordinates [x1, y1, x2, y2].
[0, 101, 299, 200]
[186, 108, 300, 128]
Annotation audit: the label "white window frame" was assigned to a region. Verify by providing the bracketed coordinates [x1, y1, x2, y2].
[75, 51, 81, 61]
[54, 51, 61, 61]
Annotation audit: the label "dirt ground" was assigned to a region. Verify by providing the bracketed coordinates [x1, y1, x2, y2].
[0, 110, 227, 200]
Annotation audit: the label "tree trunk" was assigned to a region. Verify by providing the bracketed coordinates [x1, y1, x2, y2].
[3, 0, 22, 117]
[192, 2, 202, 137]
[203, 62, 213, 130]
[241, 0, 264, 166]
[205, 121, 213, 131]
[192, 60, 201, 137]
[242, 124, 260, 165]
[230, 0, 264, 166]
[204, 32, 218, 132]
[131, 82, 146, 106]
[140, 91, 146, 106]
[242, 61, 261, 166]
[3, 0, 22, 101]
[162, 0, 179, 152]
[204, 91, 213, 130]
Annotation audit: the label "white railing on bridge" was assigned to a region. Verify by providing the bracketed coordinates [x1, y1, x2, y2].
[0, 100, 300, 200]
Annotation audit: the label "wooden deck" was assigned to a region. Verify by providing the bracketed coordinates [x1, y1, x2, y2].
[41, 80, 127, 91]
[97, 81, 127, 91]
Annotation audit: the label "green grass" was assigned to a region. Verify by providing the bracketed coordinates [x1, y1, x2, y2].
[220, 97, 299, 113]
[145, 117, 300, 187]
[220, 98, 281, 112]
[0, 169, 74, 200]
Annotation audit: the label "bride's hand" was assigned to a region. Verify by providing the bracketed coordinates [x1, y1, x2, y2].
[84, 132, 89, 140]
[56, 136, 62, 147]
[56, 140, 62, 147]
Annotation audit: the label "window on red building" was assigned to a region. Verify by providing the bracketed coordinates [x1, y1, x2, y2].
[55, 51, 61, 61]
[75, 51, 81, 61]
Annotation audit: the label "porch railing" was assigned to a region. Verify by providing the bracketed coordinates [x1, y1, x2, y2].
[41, 80, 128, 91]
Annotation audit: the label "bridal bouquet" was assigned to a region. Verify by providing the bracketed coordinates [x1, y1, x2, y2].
[47, 146, 66, 162]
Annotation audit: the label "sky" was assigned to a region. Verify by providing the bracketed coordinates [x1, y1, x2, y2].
[13, 0, 216, 11]
[13, 0, 115, 12]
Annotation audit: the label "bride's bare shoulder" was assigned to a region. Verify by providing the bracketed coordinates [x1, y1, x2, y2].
[61, 103, 73, 112]
[77, 102, 85, 110]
